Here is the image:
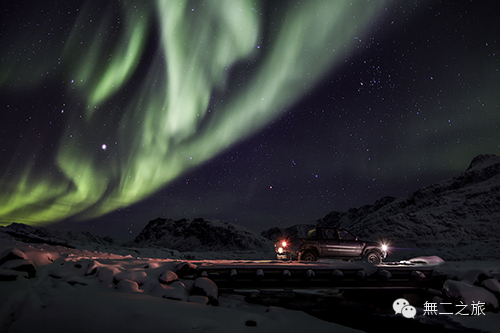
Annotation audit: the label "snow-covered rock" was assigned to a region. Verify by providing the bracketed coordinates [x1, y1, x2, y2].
[410, 270, 426, 279]
[159, 270, 178, 284]
[116, 279, 141, 293]
[166, 281, 189, 301]
[150, 282, 189, 301]
[355, 270, 368, 280]
[187, 295, 209, 305]
[127, 217, 271, 252]
[443, 280, 499, 312]
[192, 277, 219, 306]
[0, 269, 28, 281]
[97, 266, 121, 284]
[408, 256, 445, 265]
[481, 278, 500, 298]
[461, 269, 490, 285]
[377, 269, 392, 280]
[331, 269, 344, 281]
[0, 248, 28, 265]
[114, 270, 147, 285]
[174, 261, 197, 277]
[149, 283, 172, 298]
[63, 275, 88, 286]
[0, 259, 36, 278]
[86, 259, 112, 276]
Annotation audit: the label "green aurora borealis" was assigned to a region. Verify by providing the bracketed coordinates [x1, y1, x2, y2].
[1, 0, 393, 225]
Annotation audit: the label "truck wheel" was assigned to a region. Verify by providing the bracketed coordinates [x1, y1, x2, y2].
[300, 251, 317, 261]
[365, 251, 381, 264]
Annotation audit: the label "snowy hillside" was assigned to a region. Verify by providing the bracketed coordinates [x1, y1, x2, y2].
[127, 217, 272, 252]
[314, 154, 500, 260]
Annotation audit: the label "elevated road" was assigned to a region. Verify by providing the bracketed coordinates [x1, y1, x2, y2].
[191, 259, 469, 332]
[192, 259, 447, 293]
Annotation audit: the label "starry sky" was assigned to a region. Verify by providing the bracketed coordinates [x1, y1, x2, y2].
[1, 0, 499, 241]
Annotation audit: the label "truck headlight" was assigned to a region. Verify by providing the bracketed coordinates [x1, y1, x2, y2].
[278, 247, 284, 254]
[381, 244, 388, 252]
[282, 241, 287, 247]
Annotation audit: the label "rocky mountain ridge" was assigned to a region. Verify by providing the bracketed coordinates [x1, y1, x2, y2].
[1, 217, 272, 255]
[127, 217, 271, 252]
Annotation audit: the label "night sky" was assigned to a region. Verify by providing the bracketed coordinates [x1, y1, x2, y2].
[1, 1, 499, 241]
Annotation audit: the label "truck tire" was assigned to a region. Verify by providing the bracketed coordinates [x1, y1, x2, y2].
[364, 251, 381, 264]
[300, 251, 317, 261]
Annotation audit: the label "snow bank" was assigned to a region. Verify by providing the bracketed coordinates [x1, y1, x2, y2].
[408, 256, 446, 265]
[412, 261, 500, 333]
[159, 269, 178, 284]
[0, 239, 361, 333]
[443, 280, 499, 311]
[2, 226, 499, 332]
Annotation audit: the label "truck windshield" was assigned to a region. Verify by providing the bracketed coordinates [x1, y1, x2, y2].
[322, 229, 337, 239]
[338, 229, 356, 240]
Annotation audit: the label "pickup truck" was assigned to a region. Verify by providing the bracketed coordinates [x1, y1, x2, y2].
[274, 227, 388, 264]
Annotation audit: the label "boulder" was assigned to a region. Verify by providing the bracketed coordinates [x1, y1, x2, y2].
[443, 280, 499, 312]
[0, 248, 28, 266]
[116, 279, 141, 293]
[159, 270, 178, 284]
[191, 277, 218, 306]
[175, 262, 197, 277]
[1, 259, 36, 278]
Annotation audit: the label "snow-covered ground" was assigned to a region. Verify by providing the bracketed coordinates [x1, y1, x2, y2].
[0, 236, 360, 333]
[1, 235, 499, 332]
